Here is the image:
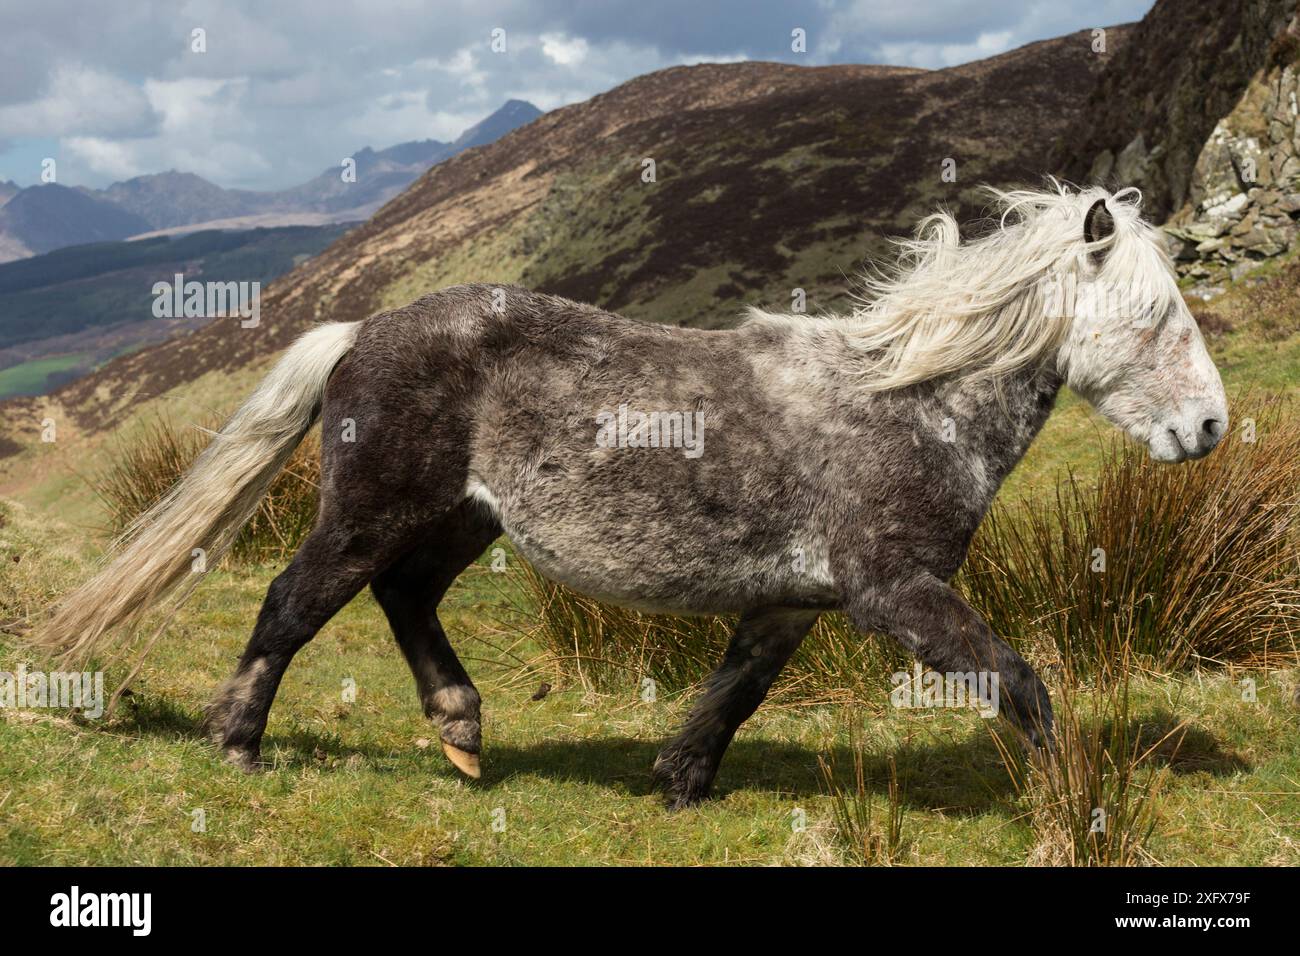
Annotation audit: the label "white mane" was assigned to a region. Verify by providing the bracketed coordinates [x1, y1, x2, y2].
[748, 181, 1182, 391]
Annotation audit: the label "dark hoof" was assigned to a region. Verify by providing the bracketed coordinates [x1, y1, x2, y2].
[652, 747, 714, 810]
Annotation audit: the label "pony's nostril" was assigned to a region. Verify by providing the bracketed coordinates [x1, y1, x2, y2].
[1202, 418, 1224, 441]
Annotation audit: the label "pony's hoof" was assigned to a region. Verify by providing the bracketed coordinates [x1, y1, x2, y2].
[652, 749, 712, 810]
[223, 746, 261, 773]
[441, 740, 481, 779]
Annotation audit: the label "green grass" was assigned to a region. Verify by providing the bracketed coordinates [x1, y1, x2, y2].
[0, 353, 95, 399]
[1, 502, 1297, 866]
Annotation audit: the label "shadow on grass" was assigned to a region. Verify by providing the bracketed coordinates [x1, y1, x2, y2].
[486, 732, 1018, 812]
[484, 709, 1251, 811]
[1121, 709, 1251, 777]
[112, 693, 398, 770]
[109, 694, 1251, 810]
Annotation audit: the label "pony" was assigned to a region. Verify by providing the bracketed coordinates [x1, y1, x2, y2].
[35, 182, 1228, 808]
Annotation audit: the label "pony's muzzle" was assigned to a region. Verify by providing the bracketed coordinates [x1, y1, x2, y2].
[1157, 405, 1228, 462]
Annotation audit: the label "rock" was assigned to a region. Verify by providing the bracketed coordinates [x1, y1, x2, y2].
[1088, 149, 1116, 183]
[1230, 210, 1259, 235]
[1115, 133, 1151, 185]
[1209, 191, 1252, 220]
[1231, 259, 1264, 281]
[1241, 226, 1288, 255]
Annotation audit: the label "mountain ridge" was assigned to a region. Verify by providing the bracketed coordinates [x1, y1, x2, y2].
[0, 100, 543, 260]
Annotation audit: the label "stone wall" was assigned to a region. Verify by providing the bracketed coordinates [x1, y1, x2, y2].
[1165, 42, 1300, 284]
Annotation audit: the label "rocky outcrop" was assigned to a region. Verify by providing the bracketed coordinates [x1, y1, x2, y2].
[1165, 28, 1300, 282]
[1054, 0, 1300, 286]
[1056, 0, 1297, 223]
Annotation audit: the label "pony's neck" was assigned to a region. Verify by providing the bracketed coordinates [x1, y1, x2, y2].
[935, 357, 1064, 504]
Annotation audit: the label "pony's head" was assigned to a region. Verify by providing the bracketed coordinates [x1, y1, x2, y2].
[1054, 188, 1227, 462]
[842, 182, 1228, 463]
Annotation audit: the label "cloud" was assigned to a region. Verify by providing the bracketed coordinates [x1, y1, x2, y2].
[0, 0, 1158, 190]
[0, 64, 158, 139]
[541, 33, 590, 66]
[878, 30, 1017, 69]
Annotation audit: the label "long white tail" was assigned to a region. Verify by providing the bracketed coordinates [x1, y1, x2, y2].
[35, 321, 361, 666]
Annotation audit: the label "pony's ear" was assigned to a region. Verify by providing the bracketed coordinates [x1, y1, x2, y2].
[1083, 198, 1115, 263]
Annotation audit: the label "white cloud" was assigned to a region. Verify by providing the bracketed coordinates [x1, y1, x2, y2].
[541, 33, 590, 66]
[0, 64, 157, 139]
[62, 137, 144, 181]
[63, 77, 275, 186]
[878, 30, 1017, 69]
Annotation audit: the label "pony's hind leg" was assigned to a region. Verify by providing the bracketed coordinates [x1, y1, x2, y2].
[203, 496, 431, 769]
[653, 606, 819, 809]
[370, 502, 501, 779]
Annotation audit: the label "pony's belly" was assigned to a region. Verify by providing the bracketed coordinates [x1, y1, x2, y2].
[497, 517, 841, 615]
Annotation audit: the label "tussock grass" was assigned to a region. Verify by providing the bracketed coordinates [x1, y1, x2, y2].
[963, 398, 1300, 674]
[515, 562, 906, 703]
[991, 663, 1176, 866]
[818, 714, 907, 865]
[92, 414, 321, 564]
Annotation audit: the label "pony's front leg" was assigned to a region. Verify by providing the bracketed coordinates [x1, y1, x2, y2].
[848, 571, 1053, 747]
[653, 607, 819, 809]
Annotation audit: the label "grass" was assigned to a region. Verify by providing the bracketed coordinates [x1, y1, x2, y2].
[1, 500, 1298, 866]
[819, 715, 908, 865]
[991, 659, 1176, 866]
[90, 414, 321, 563]
[0, 353, 95, 400]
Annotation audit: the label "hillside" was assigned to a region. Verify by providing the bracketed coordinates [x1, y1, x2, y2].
[1056, 0, 1296, 222]
[1055, 0, 1300, 285]
[0, 30, 1124, 443]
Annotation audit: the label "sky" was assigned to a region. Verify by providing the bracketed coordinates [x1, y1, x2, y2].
[0, 0, 1156, 192]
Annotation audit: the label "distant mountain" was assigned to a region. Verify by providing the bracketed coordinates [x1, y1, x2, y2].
[267, 138, 454, 215]
[270, 102, 541, 213]
[0, 184, 151, 257]
[445, 99, 543, 153]
[95, 172, 262, 231]
[0, 100, 543, 261]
